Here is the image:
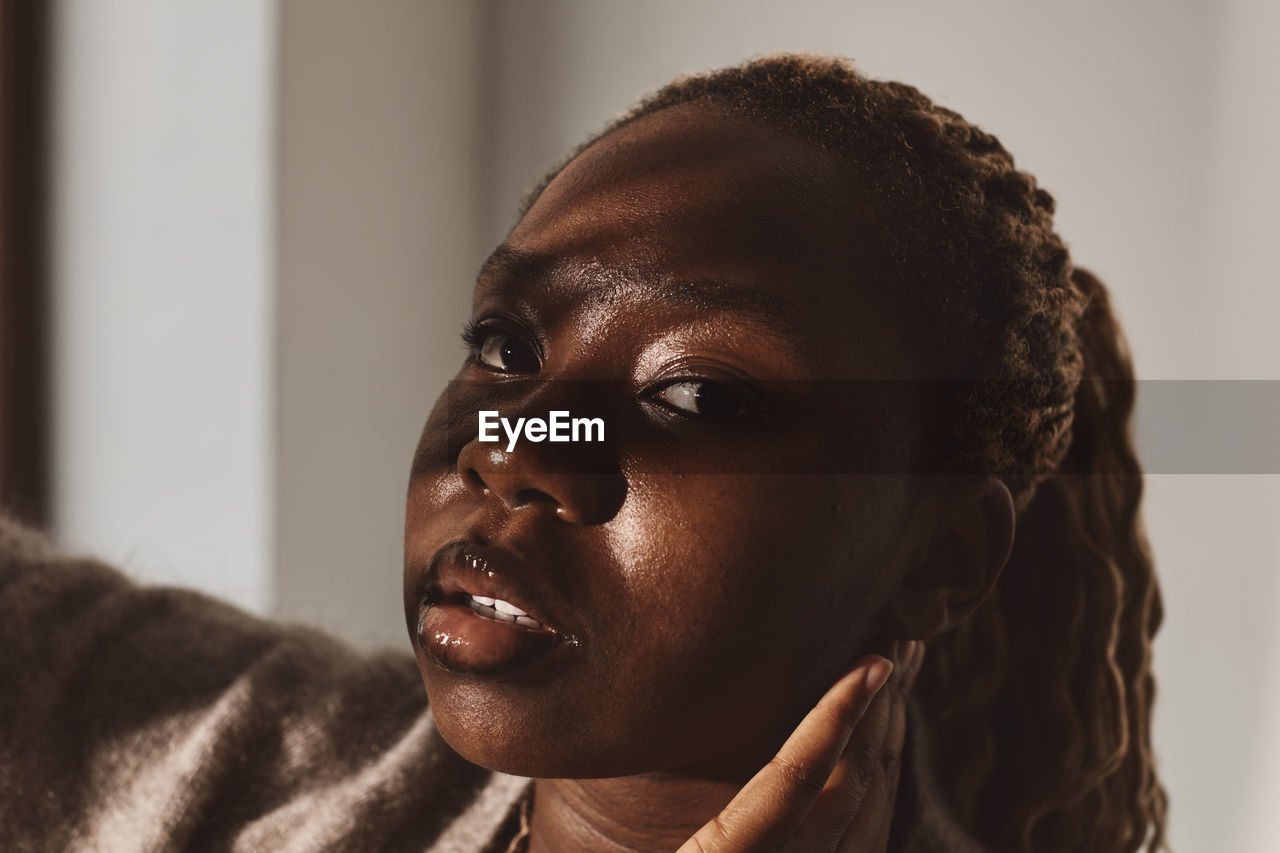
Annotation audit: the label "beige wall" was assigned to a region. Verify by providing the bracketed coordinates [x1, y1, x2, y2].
[50, 0, 277, 610]
[272, 0, 485, 646]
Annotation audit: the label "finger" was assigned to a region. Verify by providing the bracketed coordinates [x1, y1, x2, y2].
[678, 655, 893, 853]
[855, 640, 924, 852]
[784, 641, 915, 853]
[835, 642, 916, 851]
[781, 678, 892, 852]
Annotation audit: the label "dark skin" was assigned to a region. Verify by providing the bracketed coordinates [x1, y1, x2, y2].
[404, 103, 1015, 852]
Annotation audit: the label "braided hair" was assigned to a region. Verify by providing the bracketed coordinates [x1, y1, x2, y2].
[517, 54, 1167, 852]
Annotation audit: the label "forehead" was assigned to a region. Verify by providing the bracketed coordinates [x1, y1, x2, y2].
[504, 102, 924, 381]
[514, 104, 855, 285]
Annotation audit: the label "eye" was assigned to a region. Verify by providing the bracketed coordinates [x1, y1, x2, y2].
[479, 333, 539, 372]
[461, 321, 541, 373]
[651, 379, 752, 418]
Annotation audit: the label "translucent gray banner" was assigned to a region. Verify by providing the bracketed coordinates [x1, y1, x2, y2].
[430, 379, 1280, 475]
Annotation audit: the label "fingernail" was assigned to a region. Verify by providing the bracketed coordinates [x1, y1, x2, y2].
[866, 658, 893, 695]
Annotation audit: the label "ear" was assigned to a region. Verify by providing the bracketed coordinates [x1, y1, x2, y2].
[879, 476, 1016, 640]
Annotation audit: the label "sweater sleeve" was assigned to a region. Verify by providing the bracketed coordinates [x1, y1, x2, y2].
[0, 512, 524, 853]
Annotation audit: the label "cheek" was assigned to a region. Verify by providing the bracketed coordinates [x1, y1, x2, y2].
[402, 395, 477, 618]
[407, 380, 485, 485]
[568, 474, 894, 773]
[605, 474, 883, 701]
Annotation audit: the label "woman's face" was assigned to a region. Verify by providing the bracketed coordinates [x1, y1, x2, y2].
[404, 103, 930, 779]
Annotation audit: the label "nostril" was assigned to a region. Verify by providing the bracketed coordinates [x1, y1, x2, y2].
[510, 488, 558, 509]
[460, 466, 488, 497]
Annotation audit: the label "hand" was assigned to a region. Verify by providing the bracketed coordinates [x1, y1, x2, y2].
[678, 640, 925, 853]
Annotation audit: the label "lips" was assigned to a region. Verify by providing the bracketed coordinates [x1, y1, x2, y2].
[413, 539, 581, 676]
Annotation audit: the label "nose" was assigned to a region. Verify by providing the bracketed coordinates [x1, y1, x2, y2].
[455, 408, 626, 526]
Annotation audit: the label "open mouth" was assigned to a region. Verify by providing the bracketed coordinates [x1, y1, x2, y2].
[416, 592, 570, 676]
[411, 539, 581, 677]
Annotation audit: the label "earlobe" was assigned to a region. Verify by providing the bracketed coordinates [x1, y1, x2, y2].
[879, 476, 1016, 640]
[878, 587, 949, 640]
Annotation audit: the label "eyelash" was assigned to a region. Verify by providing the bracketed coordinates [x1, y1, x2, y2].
[459, 319, 487, 351]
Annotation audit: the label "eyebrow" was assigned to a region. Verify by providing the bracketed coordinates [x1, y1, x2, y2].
[475, 243, 803, 336]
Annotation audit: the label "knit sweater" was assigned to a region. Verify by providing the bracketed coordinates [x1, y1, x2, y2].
[0, 511, 984, 852]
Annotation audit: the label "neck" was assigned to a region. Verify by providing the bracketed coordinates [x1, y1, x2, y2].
[527, 774, 740, 853]
[522, 712, 808, 852]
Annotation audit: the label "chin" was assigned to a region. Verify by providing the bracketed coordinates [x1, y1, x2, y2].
[425, 676, 586, 777]
[425, 679, 677, 780]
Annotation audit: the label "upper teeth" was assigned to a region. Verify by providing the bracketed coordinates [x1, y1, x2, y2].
[493, 599, 527, 617]
[468, 594, 526, 617]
